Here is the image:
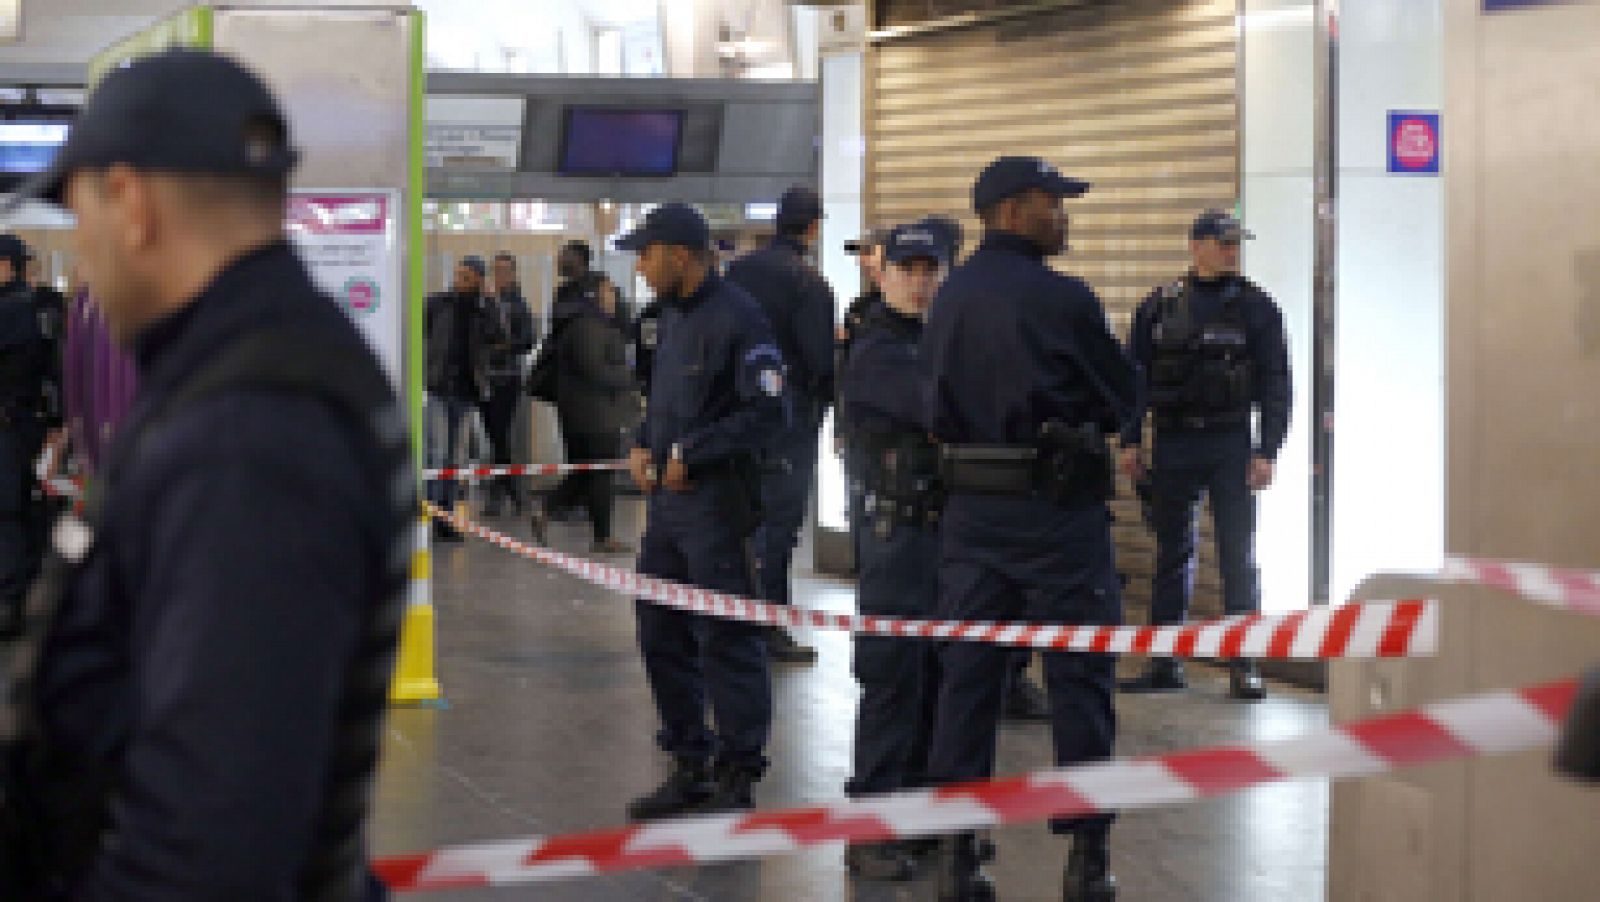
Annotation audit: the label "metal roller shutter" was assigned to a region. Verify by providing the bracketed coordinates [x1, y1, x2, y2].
[867, 0, 1240, 620]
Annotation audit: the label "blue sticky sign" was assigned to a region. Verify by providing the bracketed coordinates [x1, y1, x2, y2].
[1388, 111, 1441, 176]
[1484, 0, 1561, 9]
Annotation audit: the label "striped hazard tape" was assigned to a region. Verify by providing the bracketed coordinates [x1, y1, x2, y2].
[425, 502, 1437, 659]
[373, 678, 1577, 892]
[1434, 556, 1600, 618]
[424, 462, 626, 481]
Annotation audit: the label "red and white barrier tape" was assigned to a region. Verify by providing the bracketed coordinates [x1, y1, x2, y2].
[425, 502, 1436, 660]
[424, 462, 626, 481]
[373, 678, 1577, 892]
[1435, 556, 1600, 618]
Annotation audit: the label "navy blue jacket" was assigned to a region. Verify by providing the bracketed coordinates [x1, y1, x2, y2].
[922, 232, 1137, 445]
[842, 302, 925, 440]
[34, 242, 398, 900]
[1122, 272, 1293, 459]
[724, 236, 836, 416]
[636, 273, 786, 470]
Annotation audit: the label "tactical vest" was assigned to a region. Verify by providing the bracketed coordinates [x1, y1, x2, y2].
[0, 326, 415, 901]
[1148, 278, 1254, 426]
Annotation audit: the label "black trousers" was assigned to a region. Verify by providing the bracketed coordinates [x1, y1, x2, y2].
[480, 382, 522, 502]
[547, 430, 620, 542]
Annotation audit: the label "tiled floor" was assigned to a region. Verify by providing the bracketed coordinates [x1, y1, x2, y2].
[371, 497, 1328, 901]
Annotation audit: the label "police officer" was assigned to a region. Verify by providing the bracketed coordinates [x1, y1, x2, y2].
[619, 203, 787, 821]
[922, 157, 1136, 901]
[726, 185, 837, 665]
[840, 223, 950, 881]
[0, 49, 411, 898]
[1118, 210, 1292, 701]
[0, 233, 53, 639]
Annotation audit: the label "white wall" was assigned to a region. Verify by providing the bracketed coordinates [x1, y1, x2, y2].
[1331, 0, 1445, 604]
[1241, 0, 1317, 612]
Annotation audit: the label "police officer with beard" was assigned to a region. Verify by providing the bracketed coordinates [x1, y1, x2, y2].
[0, 234, 53, 638]
[921, 157, 1136, 901]
[619, 203, 787, 821]
[1118, 210, 1291, 701]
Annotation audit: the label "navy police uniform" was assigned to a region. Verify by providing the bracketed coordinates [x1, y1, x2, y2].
[724, 187, 835, 662]
[921, 158, 1136, 900]
[619, 205, 786, 817]
[1121, 211, 1291, 696]
[841, 225, 949, 803]
[0, 50, 410, 900]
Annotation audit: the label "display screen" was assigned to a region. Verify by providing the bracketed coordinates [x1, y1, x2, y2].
[0, 120, 69, 174]
[559, 107, 683, 177]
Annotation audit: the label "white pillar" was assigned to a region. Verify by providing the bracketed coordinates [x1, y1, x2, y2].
[1241, 0, 1318, 612]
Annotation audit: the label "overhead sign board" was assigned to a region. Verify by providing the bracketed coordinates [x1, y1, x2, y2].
[425, 125, 522, 170]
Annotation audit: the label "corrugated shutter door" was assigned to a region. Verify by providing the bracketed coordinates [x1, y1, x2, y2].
[868, 0, 1240, 620]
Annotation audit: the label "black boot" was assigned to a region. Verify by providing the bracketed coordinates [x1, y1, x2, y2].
[1228, 659, 1266, 701]
[1118, 657, 1186, 693]
[482, 495, 503, 518]
[431, 519, 463, 544]
[1003, 671, 1051, 722]
[765, 626, 818, 665]
[1062, 831, 1116, 902]
[702, 760, 762, 813]
[845, 840, 921, 882]
[626, 757, 716, 821]
[936, 832, 996, 901]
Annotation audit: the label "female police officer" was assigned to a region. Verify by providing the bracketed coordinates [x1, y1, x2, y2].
[839, 223, 951, 881]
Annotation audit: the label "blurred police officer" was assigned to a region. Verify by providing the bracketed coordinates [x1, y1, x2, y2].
[0, 49, 411, 899]
[1119, 210, 1292, 701]
[922, 157, 1136, 901]
[619, 203, 787, 821]
[726, 185, 837, 665]
[840, 223, 949, 881]
[0, 234, 53, 638]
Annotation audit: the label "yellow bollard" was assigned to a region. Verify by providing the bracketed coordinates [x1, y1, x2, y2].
[389, 516, 442, 704]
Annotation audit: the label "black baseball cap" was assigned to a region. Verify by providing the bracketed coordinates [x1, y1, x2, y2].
[615, 203, 711, 253]
[917, 214, 964, 260]
[882, 223, 949, 266]
[775, 185, 823, 230]
[972, 156, 1089, 212]
[1191, 209, 1254, 243]
[4, 48, 300, 213]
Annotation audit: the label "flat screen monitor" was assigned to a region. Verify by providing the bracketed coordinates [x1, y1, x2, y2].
[0, 119, 69, 175]
[559, 107, 684, 177]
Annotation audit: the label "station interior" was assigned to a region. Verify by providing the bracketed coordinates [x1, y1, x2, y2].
[4, 1, 1600, 900]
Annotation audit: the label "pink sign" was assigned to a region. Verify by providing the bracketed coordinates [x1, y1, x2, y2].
[286, 194, 389, 235]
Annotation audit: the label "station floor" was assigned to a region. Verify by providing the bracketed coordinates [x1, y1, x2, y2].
[372, 497, 1329, 901]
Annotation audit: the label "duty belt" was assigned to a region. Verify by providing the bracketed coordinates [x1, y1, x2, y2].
[939, 445, 1037, 496]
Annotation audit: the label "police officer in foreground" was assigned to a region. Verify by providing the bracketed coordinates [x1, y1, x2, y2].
[0, 49, 411, 899]
[0, 234, 55, 639]
[840, 223, 950, 881]
[1118, 210, 1292, 701]
[726, 186, 837, 665]
[921, 157, 1136, 902]
[619, 203, 787, 821]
